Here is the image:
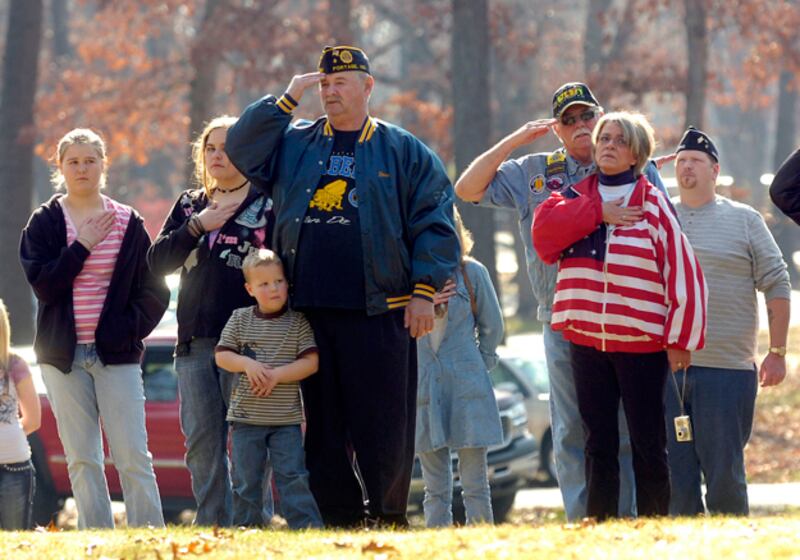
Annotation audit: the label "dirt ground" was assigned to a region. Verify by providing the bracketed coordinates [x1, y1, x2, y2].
[746, 356, 800, 483]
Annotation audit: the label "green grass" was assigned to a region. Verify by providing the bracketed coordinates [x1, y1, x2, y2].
[3, 516, 800, 560]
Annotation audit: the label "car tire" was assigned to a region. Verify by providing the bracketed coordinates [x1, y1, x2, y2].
[539, 430, 557, 487]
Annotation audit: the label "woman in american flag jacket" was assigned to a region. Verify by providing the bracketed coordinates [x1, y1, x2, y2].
[532, 112, 707, 521]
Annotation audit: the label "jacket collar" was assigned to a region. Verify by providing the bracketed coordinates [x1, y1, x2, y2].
[322, 116, 378, 143]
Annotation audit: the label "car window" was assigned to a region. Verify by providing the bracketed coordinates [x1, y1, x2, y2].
[490, 361, 529, 397]
[142, 345, 178, 402]
[506, 356, 550, 394]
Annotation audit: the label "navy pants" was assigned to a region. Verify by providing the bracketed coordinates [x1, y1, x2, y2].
[665, 366, 757, 516]
[301, 308, 417, 527]
[570, 343, 670, 521]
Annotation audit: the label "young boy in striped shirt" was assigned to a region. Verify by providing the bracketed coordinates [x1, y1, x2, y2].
[215, 249, 322, 528]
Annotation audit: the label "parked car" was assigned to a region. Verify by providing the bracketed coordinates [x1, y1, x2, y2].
[492, 339, 555, 485]
[22, 332, 538, 525]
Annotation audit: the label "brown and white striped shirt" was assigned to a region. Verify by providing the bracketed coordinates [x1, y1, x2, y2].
[217, 306, 317, 425]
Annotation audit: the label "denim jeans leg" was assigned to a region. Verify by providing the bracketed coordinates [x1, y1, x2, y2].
[92, 359, 165, 527]
[544, 324, 635, 520]
[175, 338, 233, 526]
[456, 447, 492, 525]
[0, 461, 36, 529]
[665, 369, 704, 515]
[418, 448, 453, 527]
[40, 350, 115, 529]
[692, 366, 757, 515]
[230, 423, 270, 526]
[269, 425, 322, 529]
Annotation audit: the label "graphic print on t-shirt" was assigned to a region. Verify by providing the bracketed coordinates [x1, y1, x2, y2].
[307, 145, 358, 222]
[293, 129, 366, 309]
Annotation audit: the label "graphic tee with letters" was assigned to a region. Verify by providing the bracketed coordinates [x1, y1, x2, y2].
[216, 306, 317, 426]
[293, 129, 366, 309]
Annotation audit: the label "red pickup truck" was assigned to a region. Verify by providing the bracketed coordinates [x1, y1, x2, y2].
[22, 333, 537, 525]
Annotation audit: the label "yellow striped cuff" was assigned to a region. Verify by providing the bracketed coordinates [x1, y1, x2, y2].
[412, 283, 436, 302]
[276, 94, 297, 114]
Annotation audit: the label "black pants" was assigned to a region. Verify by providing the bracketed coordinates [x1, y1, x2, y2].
[301, 308, 417, 527]
[570, 342, 670, 521]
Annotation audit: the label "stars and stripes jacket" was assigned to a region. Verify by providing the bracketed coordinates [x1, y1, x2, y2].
[532, 174, 707, 354]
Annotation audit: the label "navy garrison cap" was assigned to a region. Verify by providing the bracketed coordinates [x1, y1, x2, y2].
[676, 126, 719, 162]
[318, 45, 371, 75]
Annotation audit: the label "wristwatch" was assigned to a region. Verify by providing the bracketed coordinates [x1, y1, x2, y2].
[769, 346, 787, 357]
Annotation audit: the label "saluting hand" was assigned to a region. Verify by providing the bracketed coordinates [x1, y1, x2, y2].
[76, 210, 115, 250]
[654, 153, 678, 170]
[507, 119, 558, 149]
[287, 72, 324, 104]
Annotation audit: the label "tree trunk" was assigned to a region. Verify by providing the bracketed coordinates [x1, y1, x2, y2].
[451, 0, 499, 296]
[684, 0, 708, 129]
[0, 0, 43, 344]
[50, 0, 72, 60]
[185, 0, 223, 185]
[774, 69, 797, 170]
[328, 0, 354, 45]
[583, 0, 613, 79]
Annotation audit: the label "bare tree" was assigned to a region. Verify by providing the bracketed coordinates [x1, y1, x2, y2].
[185, 0, 224, 184]
[684, 0, 708, 129]
[0, 0, 43, 343]
[329, 0, 354, 45]
[451, 0, 498, 293]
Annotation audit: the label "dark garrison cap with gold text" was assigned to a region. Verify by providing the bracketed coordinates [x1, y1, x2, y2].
[318, 45, 371, 75]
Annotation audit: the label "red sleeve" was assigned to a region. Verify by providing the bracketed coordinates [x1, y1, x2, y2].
[532, 191, 603, 264]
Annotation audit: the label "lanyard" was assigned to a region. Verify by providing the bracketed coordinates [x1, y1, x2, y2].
[670, 368, 688, 415]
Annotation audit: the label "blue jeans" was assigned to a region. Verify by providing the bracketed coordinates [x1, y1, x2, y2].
[0, 460, 35, 530]
[418, 447, 491, 527]
[175, 338, 237, 526]
[544, 324, 636, 519]
[230, 423, 321, 529]
[40, 345, 164, 528]
[665, 366, 757, 516]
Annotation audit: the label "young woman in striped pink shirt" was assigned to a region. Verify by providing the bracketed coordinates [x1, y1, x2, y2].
[19, 129, 169, 529]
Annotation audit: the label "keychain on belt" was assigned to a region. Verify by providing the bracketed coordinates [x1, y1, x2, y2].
[671, 367, 693, 442]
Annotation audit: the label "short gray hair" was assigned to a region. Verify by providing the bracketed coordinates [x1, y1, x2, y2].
[592, 112, 655, 176]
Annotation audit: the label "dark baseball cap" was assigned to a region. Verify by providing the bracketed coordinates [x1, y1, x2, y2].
[552, 82, 601, 119]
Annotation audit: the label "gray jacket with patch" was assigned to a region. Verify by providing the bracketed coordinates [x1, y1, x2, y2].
[479, 150, 668, 322]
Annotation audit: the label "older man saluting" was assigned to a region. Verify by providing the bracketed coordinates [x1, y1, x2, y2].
[226, 46, 459, 528]
[667, 127, 790, 516]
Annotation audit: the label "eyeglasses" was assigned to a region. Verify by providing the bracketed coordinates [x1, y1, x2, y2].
[597, 134, 629, 147]
[561, 108, 598, 126]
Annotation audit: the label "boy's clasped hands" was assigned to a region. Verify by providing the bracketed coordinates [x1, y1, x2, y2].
[243, 358, 279, 397]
